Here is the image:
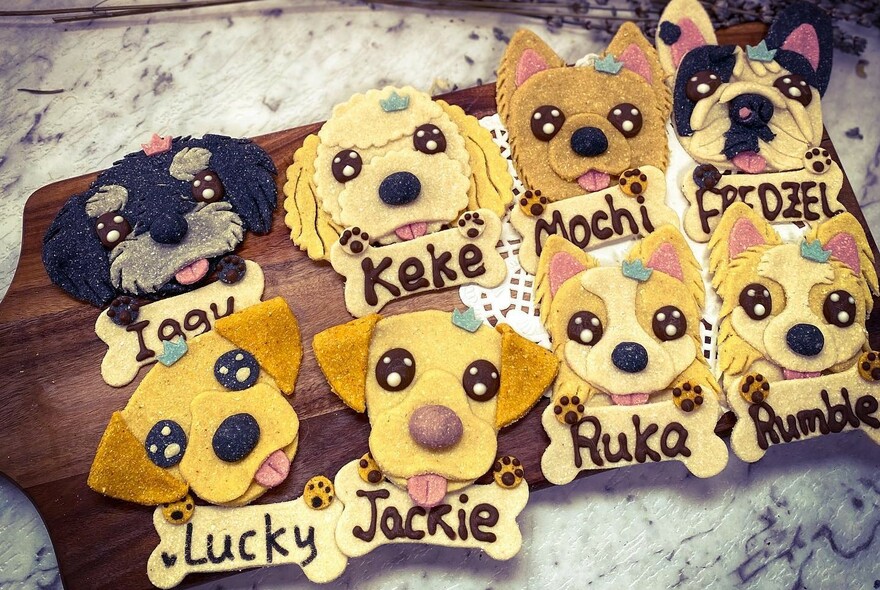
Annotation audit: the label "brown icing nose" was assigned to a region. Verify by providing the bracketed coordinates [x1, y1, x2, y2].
[408, 405, 463, 450]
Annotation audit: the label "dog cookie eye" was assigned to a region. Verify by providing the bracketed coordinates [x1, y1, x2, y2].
[212, 413, 260, 463]
[685, 71, 721, 102]
[214, 349, 260, 391]
[773, 75, 812, 107]
[332, 150, 362, 183]
[192, 169, 225, 203]
[652, 305, 687, 341]
[463, 360, 500, 402]
[567, 311, 603, 346]
[823, 290, 856, 328]
[607, 103, 642, 139]
[739, 283, 773, 320]
[145, 420, 187, 468]
[375, 348, 415, 391]
[94, 210, 131, 248]
[413, 124, 446, 154]
[530, 105, 565, 141]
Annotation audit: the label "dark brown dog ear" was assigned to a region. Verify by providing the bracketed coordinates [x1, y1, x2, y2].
[496, 29, 565, 130]
[313, 314, 381, 413]
[494, 324, 558, 429]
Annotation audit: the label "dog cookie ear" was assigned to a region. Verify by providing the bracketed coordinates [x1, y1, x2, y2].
[535, 236, 599, 321]
[808, 213, 879, 306]
[655, 0, 717, 78]
[495, 324, 558, 429]
[764, 2, 833, 96]
[496, 29, 565, 128]
[708, 203, 782, 279]
[313, 314, 382, 413]
[284, 134, 343, 261]
[629, 225, 705, 309]
[606, 22, 671, 118]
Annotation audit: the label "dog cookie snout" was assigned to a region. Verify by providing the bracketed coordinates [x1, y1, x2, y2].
[408, 404, 463, 450]
[785, 323, 825, 357]
[378, 171, 422, 206]
[570, 127, 609, 158]
[729, 94, 774, 128]
[611, 341, 649, 373]
[212, 413, 261, 462]
[149, 211, 189, 244]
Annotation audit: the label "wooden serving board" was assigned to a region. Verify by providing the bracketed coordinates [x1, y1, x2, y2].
[0, 23, 878, 590]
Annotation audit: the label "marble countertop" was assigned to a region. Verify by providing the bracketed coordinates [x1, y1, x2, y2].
[1, 2, 879, 589]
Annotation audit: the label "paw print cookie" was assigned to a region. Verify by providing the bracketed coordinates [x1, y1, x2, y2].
[357, 452, 383, 485]
[672, 381, 705, 412]
[553, 394, 585, 425]
[739, 373, 770, 404]
[518, 189, 548, 217]
[339, 227, 370, 255]
[692, 163, 722, 190]
[303, 475, 334, 510]
[107, 295, 140, 327]
[804, 147, 832, 174]
[457, 212, 485, 239]
[858, 351, 880, 382]
[216, 254, 247, 284]
[619, 168, 648, 197]
[161, 493, 195, 525]
[492, 456, 524, 489]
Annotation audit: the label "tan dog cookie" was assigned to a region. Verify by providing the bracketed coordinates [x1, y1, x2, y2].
[536, 228, 728, 481]
[497, 23, 670, 200]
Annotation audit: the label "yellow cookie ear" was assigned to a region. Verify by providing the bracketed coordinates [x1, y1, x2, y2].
[437, 100, 513, 218]
[495, 324, 558, 429]
[312, 314, 382, 413]
[606, 22, 671, 119]
[283, 133, 343, 262]
[808, 213, 879, 308]
[655, 0, 717, 79]
[535, 235, 599, 322]
[628, 225, 705, 311]
[708, 203, 782, 284]
[496, 29, 566, 129]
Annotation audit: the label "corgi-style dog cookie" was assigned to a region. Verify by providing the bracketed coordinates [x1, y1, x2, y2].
[536, 228, 728, 481]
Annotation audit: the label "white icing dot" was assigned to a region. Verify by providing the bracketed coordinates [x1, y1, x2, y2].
[838, 311, 850, 324]
[164, 443, 181, 459]
[613, 108, 622, 116]
[542, 123, 555, 135]
[783, 77, 791, 83]
[672, 310, 681, 319]
[630, 108, 639, 116]
[470, 367, 478, 375]
[491, 372, 497, 379]
[656, 312, 666, 321]
[97, 223, 105, 230]
[202, 188, 215, 199]
[432, 128, 440, 134]
[343, 165, 355, 177]
[789, 87, 802, 98]
[194, 180, 201, 187]
[236, 367, 251, 382]
[533, 112, 542, 120]
[349, 151, 357, 158]
[754, 303, 766, 317]
[403, 358, 413, 367]
[150, 444, 158, 453]
[551, 109, 559, 117]
[763, 289, 769, 297]
[417, 130, 425, 137]
[831, 292, 840, 302]
[747, 289, 755, 297]
[848, 296, 855, 304]
[113, 215, 124, 224]
[622, 120, 634, 132]
[235, 353, 244, 361]
[473, 383, 487, 396]
[426, 140, 438, 151]
[709, 74, 717, 80]
[800, 80, 806, 86]
[574, 317, 583, 325]
[204, 175, 212, 181]
[219, 366, 229, 375]
[386, 372, 402, 388]
[665, 325, 677, 337]
[690, 76, 698, 82]
[591, 317, 599, 327]
[333, 157, 341, 164]
[579, 329, 593, 344]
[161, 425, 171, 436]
[106, 229, 120, 243]
[697, 83, 711, 94]
[383, 357, 390, 364]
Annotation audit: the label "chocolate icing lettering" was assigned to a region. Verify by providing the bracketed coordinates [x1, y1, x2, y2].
[570, 414, 691, 467]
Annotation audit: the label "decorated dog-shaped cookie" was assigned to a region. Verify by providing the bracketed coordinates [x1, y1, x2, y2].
[708, 203, 880, 460]
[536, 227, 728, 481]
[312, 310, 557, 559]
[88, 298, 302, 513]
[43, 134, 276, 307]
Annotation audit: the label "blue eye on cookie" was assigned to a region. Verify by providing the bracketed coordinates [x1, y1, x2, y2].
[214, 349, 260, 391]
[145, 420, 187, 468]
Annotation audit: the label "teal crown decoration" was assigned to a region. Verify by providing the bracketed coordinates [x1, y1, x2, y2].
[622, 259, 653, 282]
[746, 40, 777, 63]
[593, 54, 623, 75]
[452, 307, 483, 333]
[800, 239, 831, 263]
[157, 336, 188, 366]
[379, 90, 409, 113]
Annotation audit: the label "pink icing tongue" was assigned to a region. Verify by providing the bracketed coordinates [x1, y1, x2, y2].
[395, 222, 428, 241]
[407, 474, 448, 508]
[783, 369, 822, 380]
[610, 393, 650, 406]
[174, 258, 209, 285]
[577, 170, 611, 193]
[254, 450, 290, 488]
[731, 151, 767, 174]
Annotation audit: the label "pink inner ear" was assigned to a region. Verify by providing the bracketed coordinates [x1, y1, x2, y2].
[619, 44, 652, 84]
[646, 243, 684, 281]
[728, 217, 766, 259]
[516, 49, 550, 87]
[781, 24, 820, 71]
[549, 252, 586, 297]
[671, 18, 708, 69]
[825, 232, 860, 275]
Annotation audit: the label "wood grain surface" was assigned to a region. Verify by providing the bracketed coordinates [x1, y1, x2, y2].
[0, 23, 878, 590]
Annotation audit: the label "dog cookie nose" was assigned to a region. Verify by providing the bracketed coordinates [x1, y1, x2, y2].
[729, 93, 774, 127]
[570, 127, 608, 157]
[150, 211, 189, 244]
[212, 413, 261, 462]
[378, 171, 422, 206]
[611, 342, 649, 373]
[409, 405, 463, 450]
[786, 323, 825, 357]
